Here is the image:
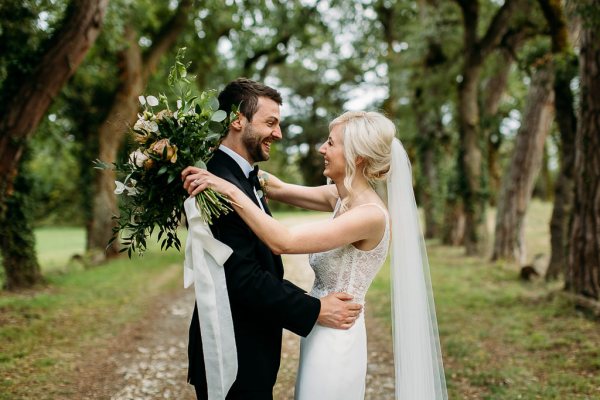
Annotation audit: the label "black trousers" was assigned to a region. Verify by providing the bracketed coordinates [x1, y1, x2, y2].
[194, 385, 273, 400]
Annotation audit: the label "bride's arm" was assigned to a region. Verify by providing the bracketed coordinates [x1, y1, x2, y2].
[260, 171, 338, 212]
[184, 169, 381, 255]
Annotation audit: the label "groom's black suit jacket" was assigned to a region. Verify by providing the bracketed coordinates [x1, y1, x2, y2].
[188, 149, 321, 400]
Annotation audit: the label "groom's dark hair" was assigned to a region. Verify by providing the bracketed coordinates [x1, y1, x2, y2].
[218, 78, 282, 124]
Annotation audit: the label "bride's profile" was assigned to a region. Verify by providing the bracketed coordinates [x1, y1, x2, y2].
[184, 111, 447, 399]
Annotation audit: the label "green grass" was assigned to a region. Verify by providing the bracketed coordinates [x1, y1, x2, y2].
[2, 202, 599, 399]
[0, 230, 185, 400]
[34, 227, 86, 273]
[367, 200, 600, 399]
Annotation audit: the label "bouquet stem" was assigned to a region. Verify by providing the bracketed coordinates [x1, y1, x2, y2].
[195, 189, 234, 225]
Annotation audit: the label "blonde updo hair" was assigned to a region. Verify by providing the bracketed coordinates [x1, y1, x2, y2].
[329, 111, 396, 211]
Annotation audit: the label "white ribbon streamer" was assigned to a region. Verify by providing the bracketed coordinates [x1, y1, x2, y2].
[183, 197, 237, 399]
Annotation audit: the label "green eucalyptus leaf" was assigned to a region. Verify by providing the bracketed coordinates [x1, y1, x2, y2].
[194, 160, 207, 169]
[209, 121, 225, 133]
[211, 110, 227, 122]
[206, 133, 221, 142]
[209, 97, 219, 111]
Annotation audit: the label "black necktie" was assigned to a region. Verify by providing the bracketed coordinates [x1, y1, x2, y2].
[248, 165, 261, 192]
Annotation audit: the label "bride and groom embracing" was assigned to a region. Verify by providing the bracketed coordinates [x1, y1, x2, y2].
[181, 78, 447, 400]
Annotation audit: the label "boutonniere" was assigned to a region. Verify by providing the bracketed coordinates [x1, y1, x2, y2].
[257, 172, 269, 200]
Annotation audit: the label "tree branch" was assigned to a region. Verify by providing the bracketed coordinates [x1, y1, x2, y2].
[537, 0, 570, 52]
[242, 31, 292, 76]
[479, 0, 521, 58]
[142, 0, 193, 80]
[0, 0, 109, 205]
[375, 0, 395, 45]
[453, 0, 479, 54]
[499, 21, 540, 63]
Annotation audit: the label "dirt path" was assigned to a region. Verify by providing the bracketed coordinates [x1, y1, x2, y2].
[75, 271, 197, 400]
[76, 216, 395, 399]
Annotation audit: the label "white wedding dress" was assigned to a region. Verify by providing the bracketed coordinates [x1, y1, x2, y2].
[295, 201, 390, 400]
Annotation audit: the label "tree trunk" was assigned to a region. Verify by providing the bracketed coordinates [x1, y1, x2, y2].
[535, 142, 553, 201]
[413, 39, 447, 239]
[457, 64, 487, 254]
[483, 50, 515, 206]
[453, 0, 520, 255]
[1, 203, 42, 291]
[419, 144, 441, 238]
[414, 83, 444, 239]
[0, 0, 107, 290]
[299, 112, 328, 187]
[492, 63, 555, 263]
[0, 0, 108, 209]
[0, 154, 43, 290]
[442, 198, 466, 246]
[566, 22, 600, 300]
[87, 0, 192, 259]
[377, 0, 399, 120]
[537, 0, 578, 281]
[546, 59, 577, 280]
[87, 29, 144, 258]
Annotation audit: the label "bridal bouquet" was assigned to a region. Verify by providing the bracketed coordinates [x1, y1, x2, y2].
[95, 48, 233, 257]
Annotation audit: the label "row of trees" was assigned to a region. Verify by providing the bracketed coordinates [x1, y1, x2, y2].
[0, 0, 598, 306]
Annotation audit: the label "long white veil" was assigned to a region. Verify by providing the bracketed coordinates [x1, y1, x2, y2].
[388, 138, 448, 399]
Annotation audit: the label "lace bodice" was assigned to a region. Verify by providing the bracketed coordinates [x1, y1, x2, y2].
[308, 201, 390, 305]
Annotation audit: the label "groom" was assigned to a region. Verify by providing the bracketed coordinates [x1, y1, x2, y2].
[182, 78, 362, 400]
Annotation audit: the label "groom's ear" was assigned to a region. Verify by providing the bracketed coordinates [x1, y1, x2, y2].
[230, 112, 245, 132]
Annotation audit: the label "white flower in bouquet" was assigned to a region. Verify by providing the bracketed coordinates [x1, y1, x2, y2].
[114, 180, 126, 195]
[138, 95, 159, 107]
[114, 181, 139, 196]
[146, 95, 159, 107]
[129, 149, 149, 168]
[134, 118, 158, 133]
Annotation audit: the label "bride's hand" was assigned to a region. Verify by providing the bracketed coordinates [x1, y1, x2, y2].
[182, 166, 235, 197]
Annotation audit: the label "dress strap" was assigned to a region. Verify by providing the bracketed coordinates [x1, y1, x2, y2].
[334, 201, 389, 224]
[355, 202, 389, 219]
[332, 198, 342, 218]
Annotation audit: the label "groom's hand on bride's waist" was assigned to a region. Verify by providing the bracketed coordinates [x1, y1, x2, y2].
[317, 292, 363, 330]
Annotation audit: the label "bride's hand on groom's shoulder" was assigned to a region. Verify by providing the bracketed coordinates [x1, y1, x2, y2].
[317, 292, 363, 330]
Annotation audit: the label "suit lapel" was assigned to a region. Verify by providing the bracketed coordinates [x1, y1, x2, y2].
[208, 149, 284, 277]
[260, 197, 272, 216]
[209, 149, 264, 210]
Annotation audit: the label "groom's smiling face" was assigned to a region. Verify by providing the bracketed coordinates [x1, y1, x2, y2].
[241, 97, 282, 163]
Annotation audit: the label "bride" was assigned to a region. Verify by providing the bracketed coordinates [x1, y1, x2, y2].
[185, 111, 447, 399]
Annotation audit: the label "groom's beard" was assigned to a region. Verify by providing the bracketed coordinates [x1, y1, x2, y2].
[242, 123, 269, 163]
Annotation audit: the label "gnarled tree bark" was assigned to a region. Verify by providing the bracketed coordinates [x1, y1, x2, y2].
[537, 0, 578, 281]
[566, 17, 600, 301]
[491, 62, 555, 264]
[453, 0, 520, 255]
[0, 0, 109, 208]
[412, 0, 447, 239]
[0, 0, 108, 290]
